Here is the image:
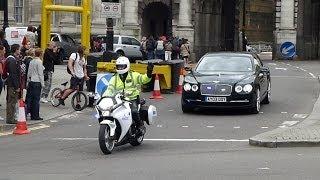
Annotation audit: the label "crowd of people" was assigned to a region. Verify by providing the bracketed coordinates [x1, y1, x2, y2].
[140, 36, 191, 66]
[0, 26, 88, 124]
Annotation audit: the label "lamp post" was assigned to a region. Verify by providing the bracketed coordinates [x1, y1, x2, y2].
[101, 0, 119, 51]
[1, 0, 9, 31]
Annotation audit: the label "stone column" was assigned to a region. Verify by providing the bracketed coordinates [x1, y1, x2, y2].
[122, 0, 140, 37]
[60, 0, 77, 34]
[176, 0, 194, 61]
[91, 0, 106, 34]
[29, 0, 41, 25]
[178, 0, 192, 28]
[274, 0, 297, 59]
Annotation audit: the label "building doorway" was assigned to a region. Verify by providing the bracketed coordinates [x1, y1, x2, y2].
[141, 2, 172, 38]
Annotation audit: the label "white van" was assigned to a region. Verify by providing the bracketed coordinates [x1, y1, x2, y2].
[5, 27, 28, 46]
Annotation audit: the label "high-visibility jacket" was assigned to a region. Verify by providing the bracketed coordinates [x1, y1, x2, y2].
[103, 71, 151, 100]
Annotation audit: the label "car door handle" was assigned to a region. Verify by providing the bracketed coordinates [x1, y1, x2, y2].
[123, 46, 127, 48]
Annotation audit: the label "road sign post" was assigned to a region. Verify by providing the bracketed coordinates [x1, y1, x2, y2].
[101, 1, 121, 52]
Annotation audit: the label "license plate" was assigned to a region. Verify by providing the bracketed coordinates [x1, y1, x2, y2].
[206, 97, 227, 102]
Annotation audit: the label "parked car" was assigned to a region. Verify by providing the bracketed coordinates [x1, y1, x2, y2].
[50, 33, 80, 60]
[181, 52, 271, 114]
[96, 35, 142, 59]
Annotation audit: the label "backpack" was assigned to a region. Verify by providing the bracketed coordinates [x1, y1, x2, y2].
[156, 41, 164, 51]
[67, 53, 78, 74]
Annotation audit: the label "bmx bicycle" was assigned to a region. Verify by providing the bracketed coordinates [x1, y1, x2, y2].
[50, 81, 88, 111]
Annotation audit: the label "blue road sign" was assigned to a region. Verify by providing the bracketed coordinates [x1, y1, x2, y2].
[280, 42, 296, 58]
[95, 73, 113, 97]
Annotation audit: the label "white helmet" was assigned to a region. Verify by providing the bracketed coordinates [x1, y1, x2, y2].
[116, 56, 130, 74]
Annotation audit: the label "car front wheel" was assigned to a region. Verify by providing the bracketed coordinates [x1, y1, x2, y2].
[250, 88, 261, 114]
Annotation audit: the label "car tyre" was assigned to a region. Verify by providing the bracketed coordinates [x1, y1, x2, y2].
[262, 81, 271, 104]
[250, 88, 261, 114]
[117, 50, 125, 57]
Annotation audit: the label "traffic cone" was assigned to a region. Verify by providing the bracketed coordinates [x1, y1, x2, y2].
[150, 74, 164, 99]
[13, 99, 30, 135]
[176, 68, 184, 94]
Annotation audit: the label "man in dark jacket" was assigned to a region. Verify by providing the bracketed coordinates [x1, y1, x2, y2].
[40, 41, 59, 103]
[6, 44, 21, 124]
[0, 30, 10, 57]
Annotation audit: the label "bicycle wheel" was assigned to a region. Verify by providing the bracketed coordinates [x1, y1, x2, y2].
[71, 91, 88, 111]
[50, 88, 62, 107]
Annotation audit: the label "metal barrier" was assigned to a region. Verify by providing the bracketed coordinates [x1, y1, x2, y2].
[97, 62, 172, 90]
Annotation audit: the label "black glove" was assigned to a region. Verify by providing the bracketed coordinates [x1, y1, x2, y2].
[147, 62, 154, 78]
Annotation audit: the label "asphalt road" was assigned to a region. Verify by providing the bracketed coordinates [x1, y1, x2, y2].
[1, 60, 320, 180]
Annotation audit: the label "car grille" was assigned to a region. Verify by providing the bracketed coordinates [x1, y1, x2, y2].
[200, 84, 232, 96]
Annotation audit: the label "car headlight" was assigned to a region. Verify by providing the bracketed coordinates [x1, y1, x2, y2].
[191, 84, 199, 92]
[183, 83, 191, 91]
[243, 84, 253, 93]
[235, 85, 243, 93]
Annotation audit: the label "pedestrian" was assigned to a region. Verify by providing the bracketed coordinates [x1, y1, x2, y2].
[171, 36, 180, 60]
[27, 48, 44, 120]
[0, 30, 10, 57]
[36, 25, 41, 48]
[24, 48, 35, 115]
[155, 36, 165, 60]
[164, 37, 173, 61]
[140, 36, 147, 60]
[180, 38, 190, 67]
[59, 46, 89, 107]
[6, 44, 21, 124]
[40, 41, 60, 103]
[23, 26, 36, 48]
[0, 45, 5, 112]
[20, 40, 31, 59]
[146, 36, 156, 60]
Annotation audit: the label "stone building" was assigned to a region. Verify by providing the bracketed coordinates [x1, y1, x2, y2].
[0, 0, 276, 60]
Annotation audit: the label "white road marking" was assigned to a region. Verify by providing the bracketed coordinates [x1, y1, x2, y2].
[258, 167, 270, 170]
[281, 112, 288, 114]
[301, 69, 307, 72]
[233, 126, 240, 129]
[261, 127, 269, 129]
[268, 63, 277, 66]
[281, 121, 299, 127]
[293, 114, 308, 119]
[156, 125, 163, 128]
[275, 67, 287, 70]
[286, 63, 291, 66]
[259, 112, 264, 114]
[50, 120, 58, 123]
[52, 138, 249, 142]
[182, 125, 189, 128]
[206, 126, 215, 128]
[168, 110, 174, 112]
[0, 131, 12, 136]
[58, 114, 77, 119]
[88, 124, 92, 127]
[309, 72, 316, 78]
[271, 76, 313, 79]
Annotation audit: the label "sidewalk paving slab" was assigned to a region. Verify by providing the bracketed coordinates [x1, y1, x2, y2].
[250, 80, 320, 148]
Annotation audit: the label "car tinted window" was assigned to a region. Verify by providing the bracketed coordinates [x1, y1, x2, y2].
[121, 37, 131, 45]
[196, 56, 253, 73]
[113, 37, 119, 44]
[66, 36, 75, 44]
[131, 38, 140, 46]
[51, 35, 59, 42]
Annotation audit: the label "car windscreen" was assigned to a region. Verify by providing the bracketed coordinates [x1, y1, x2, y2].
[195, 56, 253, 73]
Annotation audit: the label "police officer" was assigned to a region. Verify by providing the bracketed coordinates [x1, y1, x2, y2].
[103, 56, 154, 133]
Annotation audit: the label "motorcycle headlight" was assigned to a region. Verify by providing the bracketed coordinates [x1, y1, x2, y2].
[184, 83, 191, 91]
[191, 84, 199, 92]
[235, 85, 243, 93]
[243, 84, 253, 93]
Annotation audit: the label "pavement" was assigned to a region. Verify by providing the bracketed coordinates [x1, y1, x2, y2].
[0, 65, 75, 133]
[250, 60, 320, 148]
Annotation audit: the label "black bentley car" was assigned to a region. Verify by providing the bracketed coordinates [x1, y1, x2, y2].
[181, 52, 271, 114]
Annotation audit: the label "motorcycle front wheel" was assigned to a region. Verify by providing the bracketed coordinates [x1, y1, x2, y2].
[98, 125, 115, 155]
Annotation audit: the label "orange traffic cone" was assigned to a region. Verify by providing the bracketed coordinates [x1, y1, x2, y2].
[13, 99, 30, 135]
[176, 68, 184, 94]
[150, 74, 164, 99]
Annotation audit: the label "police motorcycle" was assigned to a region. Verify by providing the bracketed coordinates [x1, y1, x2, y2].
[95, 93, 157, 154]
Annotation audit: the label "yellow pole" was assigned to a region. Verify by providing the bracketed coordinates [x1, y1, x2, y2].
[45, 5, 84, 12]
[41, 0, 48, 51]
[82, 0, 91, 54]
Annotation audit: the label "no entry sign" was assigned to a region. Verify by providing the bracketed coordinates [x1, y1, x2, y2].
[101, 2, 121, 19]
